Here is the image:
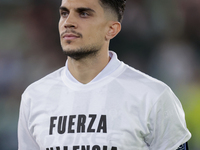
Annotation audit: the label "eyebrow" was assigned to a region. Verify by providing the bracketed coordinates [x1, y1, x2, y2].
[59, 6, 96, 14]
[76, 7, 96, 13]
[59, 6, 69, 12]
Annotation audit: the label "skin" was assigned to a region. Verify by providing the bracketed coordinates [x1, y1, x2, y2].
[59, 0, 121, 84]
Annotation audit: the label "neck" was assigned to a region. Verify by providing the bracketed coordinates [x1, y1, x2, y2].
[67, 49, 110, 84]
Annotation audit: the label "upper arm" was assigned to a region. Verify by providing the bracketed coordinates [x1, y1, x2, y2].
[144, 88, 191, 149]
[18, 95, 40, 150]
[176, 143, 189, 150]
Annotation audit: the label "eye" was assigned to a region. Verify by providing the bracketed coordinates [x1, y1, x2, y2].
[60, 11, 69, 17]
[80, 12, 89, 18]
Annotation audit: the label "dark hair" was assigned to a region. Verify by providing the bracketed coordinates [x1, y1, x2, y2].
[99, 0, 126, 22]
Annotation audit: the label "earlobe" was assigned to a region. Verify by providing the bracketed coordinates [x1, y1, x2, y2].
[105, 21, 121, 41]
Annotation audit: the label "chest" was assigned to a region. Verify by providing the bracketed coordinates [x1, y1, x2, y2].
[29, 88, 150, 150]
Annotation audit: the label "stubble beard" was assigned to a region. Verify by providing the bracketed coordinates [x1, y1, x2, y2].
[62, 44, 102, 60]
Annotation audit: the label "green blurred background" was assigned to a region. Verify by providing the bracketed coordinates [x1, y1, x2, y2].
[0, 0, 199, 149]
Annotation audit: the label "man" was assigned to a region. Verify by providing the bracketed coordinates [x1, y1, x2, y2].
[18, 0, 191, 149]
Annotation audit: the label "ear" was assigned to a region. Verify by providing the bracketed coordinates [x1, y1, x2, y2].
[105, 21, 121, 41]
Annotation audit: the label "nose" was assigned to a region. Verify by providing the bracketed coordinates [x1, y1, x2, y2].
[64, 13, 78, 29]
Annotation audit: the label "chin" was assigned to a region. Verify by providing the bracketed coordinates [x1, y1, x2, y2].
[62, 45, 100, 60]
[61, 44, 79, 52]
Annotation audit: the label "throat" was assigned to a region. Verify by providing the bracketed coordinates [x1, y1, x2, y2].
[67, 52, 110, 84]
[68, 66, 100, 84]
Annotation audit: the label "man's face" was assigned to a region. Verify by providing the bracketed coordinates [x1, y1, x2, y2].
[59, 0, 110, 59]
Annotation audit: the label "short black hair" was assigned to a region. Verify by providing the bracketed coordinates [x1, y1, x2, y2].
[99, 0, 126, 23]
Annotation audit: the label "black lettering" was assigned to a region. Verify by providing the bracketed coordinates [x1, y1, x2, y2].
[111, 147, 117, 150]
[92, 145, 100, 150]
[97, 115, 107, 133]
[46, 148, 54, 150]
[58, 116, 67, 134]
[64, 146, 68, 150]
[103, 146, 107, 150]
[81, 145, 90, 150]
[73, 146, 79, 150]
[56, 147, 60, 150]
[68, 115, 76, 133]
[87, 114, 96, 132]
[49, 117, 57, 135]
[77, 115, 86, 133]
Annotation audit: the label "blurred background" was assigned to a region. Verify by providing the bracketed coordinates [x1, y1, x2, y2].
[0, 0, 199, 149]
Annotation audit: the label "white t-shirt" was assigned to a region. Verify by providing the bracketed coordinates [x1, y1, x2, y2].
[18, 51, 191, 150]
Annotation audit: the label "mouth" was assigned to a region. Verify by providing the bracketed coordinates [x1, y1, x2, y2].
[62, 33, 80, 41]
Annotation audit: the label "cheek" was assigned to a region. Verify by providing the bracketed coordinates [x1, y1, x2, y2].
[87, 25, 106, 41]
[58, 19, 64, 34]
[85, 31, 105, 44]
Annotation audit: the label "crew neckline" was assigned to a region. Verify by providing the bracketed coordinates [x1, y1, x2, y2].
[65, 51, 121, 84]
[61, 51, 126, 90]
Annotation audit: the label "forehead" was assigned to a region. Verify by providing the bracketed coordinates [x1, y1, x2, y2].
[61, 0, 102, 10]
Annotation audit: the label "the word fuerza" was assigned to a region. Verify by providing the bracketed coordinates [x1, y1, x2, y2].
[49, 114, 107, 135]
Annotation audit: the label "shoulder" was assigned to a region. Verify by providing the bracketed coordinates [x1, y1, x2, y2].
[117, 64, 170, 99]
[22, 67, 65, 99]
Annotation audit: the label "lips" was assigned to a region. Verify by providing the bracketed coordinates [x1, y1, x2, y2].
[62, 33, 80, 40]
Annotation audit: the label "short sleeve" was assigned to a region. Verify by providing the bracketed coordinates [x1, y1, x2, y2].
[144, 87, 191, 150]
[18, 93, 40, 150]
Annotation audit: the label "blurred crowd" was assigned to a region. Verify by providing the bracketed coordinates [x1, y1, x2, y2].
[0, 0, 200, 149]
